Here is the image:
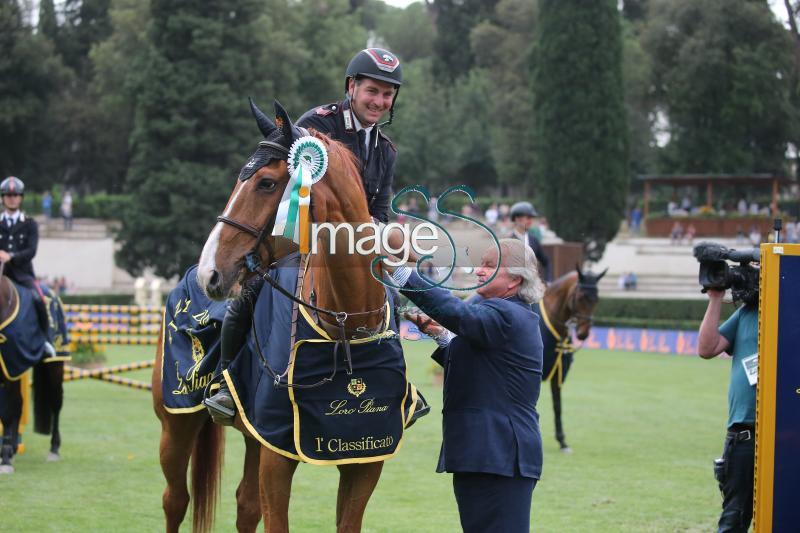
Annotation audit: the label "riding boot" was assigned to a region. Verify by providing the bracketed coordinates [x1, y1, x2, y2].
[204, 286, 259, 425]
[31, 290, 56, 357]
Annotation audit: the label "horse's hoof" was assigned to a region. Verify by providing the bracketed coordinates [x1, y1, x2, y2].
[46, 452, 61, 462]
[0, 464, 14, 474]
[560, 446, 573, 454]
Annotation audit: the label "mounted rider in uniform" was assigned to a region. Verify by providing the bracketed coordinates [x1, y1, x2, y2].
[509, 201, 551, 282]
[0, 176, 55, 356]
[204, 48, 412, 423]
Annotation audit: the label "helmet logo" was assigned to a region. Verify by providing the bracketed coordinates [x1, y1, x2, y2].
[366, 49, 399, 73]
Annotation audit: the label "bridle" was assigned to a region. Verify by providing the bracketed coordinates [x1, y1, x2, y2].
[550, 279, 598, 335]
[213, 141, 387, 389]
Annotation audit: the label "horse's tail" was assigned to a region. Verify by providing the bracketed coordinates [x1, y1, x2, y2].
[32, 362, 61, 435]
[191, 417, 225, 533]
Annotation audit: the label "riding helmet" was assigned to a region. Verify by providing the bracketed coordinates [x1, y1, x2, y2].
[0, 176, 25, 196]
[344, 48, 403, 92]
[510, 201, 538, 220]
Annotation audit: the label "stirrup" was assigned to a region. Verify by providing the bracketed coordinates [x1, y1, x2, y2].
[406, 391, 431, 429]
[204, 395, 236, 426]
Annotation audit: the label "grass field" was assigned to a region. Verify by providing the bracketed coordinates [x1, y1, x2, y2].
[0, 341, 732, 532]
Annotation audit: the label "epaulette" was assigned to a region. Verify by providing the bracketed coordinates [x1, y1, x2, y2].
[378, 130, 397, 152]
[315, 103, 341, 116]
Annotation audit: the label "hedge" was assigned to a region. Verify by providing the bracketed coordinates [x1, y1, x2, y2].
[594, 297, 737, 330]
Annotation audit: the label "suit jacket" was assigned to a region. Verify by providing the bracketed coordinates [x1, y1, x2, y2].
[296, 99, 396, 223]
[401, 272, 544, 479]
[0, 213, 38, 284]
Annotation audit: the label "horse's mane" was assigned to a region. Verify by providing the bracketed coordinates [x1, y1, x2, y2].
[310, 130, 365, 198]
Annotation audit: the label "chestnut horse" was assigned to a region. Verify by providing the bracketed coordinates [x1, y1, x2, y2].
[538, 267, 606, 452]
[196, 100, 391, 533]
[0, 274, 67, 474]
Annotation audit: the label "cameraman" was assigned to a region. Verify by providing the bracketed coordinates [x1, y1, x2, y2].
[698, 281, 757, 533]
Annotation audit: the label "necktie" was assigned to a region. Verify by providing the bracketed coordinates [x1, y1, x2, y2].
[358, 130, 369, 164]
[5, 217, 10, 228]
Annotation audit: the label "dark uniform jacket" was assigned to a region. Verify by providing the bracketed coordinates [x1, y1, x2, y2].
[0, 212, 38, 285]
[400, 272, 544, 479]
[296, 99, 396, 223]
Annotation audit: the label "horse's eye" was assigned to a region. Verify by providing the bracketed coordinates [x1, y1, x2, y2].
[258, 179, 277, 192]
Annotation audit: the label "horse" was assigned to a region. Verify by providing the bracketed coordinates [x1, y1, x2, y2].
[537, 267, 606, 453]
[195, 99, 401, 533]
[0, 274, 67, 474]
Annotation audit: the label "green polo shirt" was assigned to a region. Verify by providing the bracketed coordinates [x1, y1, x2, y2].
[718, 305, 758, 428]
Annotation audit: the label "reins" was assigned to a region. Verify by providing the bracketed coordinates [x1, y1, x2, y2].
[215, 152, 386, 390]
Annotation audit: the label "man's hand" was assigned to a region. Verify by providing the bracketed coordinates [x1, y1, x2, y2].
[705, 288, 725, 301]
[405, 310, 444, 338]
[0, 250, 11, 263]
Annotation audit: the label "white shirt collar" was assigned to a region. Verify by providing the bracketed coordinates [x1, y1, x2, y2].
[3, 210, 20, 224]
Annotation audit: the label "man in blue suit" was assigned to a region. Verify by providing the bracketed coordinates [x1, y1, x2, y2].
[391, 238, 545, 532]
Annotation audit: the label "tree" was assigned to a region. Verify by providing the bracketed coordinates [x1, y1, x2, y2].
[375, 2, 436, 62]
[471, 0, 538, 191]
[643, 0, 794, 174]
[38, 0, 58, 41]
[117, 0, 275, 278]
[0, 0, 68, 187]
[533, 0, 629, 258]
[431, 0, 498, 82]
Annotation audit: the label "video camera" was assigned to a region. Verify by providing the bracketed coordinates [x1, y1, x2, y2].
[693, 241, 760, 306]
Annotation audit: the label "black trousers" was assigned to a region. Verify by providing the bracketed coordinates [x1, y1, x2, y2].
[452, 472, 536, 533]
[716, 428, 755, 533]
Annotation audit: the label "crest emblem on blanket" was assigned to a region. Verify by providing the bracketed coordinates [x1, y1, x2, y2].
[347, 378, 366, 398]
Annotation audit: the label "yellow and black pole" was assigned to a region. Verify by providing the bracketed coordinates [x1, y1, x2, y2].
[754, 242, 800, 532]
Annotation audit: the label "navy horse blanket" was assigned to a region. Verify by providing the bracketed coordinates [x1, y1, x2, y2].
[538, 300, 575, 387]
[0, 281, 70, 381]
[161, 265, 228, 413]
[226, 255, 417, 465]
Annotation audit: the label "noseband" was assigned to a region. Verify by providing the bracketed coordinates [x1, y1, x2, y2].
[565, 282, 598, 330]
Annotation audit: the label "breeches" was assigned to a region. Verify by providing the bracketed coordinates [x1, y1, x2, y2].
[452, 472, 536, 533]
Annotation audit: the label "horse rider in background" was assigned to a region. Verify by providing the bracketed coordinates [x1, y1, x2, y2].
[0, 176, 55, 356]
[204, 48, 415, 423]
[509, 201, 551, 282]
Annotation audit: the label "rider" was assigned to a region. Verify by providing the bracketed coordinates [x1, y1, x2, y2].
[204, 48, 408, 423]
[509, 201, 551, 282]
[0, 177, 55, 356]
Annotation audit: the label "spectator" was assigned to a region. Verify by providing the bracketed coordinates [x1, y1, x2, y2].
[427, 196, 439, 224]
[735, 225, 746, 245]
[670, 221, 684, 245]
[737, 198, 748, 215]
[624, 272, 637, 291]
[61, 190, 73, 230]
[685, 223, 697, 245]
[42, 190, 52, 219]
[681, 195, 692, 212]
[748, 226, 761, 246]
[749, 202, 759, 216]
[498, 203, 510, 223]
[785, 220, 798, 243]
[485, 203, 499, 226]
[630, 206, 642, 234]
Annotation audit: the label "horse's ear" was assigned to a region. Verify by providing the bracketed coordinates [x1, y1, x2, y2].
[575, 263, 584, 281]
[597, 267, 609, 281]
[273, 100, 300, 143]
[250, 98, 277, 138]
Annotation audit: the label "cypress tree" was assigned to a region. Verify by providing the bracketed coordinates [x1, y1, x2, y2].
[117, 0, 270, 278]
[38, 0, 58, 41]
[533, 0, 629, 258]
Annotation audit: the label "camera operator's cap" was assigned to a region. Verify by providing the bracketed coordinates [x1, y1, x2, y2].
[0, 176, 24, 196]
[510, 201, 538, 219]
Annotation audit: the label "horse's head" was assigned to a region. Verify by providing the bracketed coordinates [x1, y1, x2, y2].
[197, 99, 304, 299]
[569, 265, 607, 340]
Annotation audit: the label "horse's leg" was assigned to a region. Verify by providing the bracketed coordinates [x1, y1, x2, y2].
[336, 462, 384, 533]
[47, 362, 64, 460]
[551, 379, 571, 453]
[259, 446, 299, 533]
[158, 411, 206, 533]
[0, 379, 22, 473]
[235, 436, 262, 532]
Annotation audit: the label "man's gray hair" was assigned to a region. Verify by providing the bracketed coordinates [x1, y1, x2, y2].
[499, 238, 545, 304]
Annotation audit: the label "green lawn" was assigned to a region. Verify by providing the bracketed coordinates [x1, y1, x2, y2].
[0, 342, 731, 532]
